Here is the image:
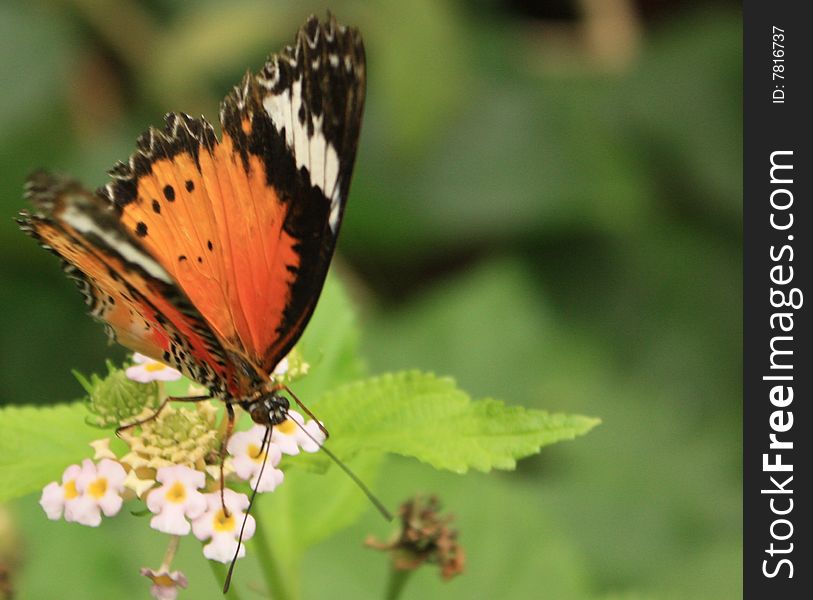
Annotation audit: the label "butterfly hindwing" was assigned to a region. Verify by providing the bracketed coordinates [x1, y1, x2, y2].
[19, 172, 237, 396]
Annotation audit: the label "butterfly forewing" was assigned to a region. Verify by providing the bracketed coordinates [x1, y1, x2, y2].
[19, 14, 366, 398]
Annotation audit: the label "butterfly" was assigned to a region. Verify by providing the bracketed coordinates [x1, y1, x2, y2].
[18, 14, 365, 430]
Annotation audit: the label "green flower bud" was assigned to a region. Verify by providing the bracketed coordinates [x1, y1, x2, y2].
[75, 361, 161, 429]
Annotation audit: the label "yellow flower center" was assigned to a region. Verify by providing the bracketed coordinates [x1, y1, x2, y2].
[63, 479, 79, 500]
[166, 481, 187, 503]
[213, 509, 236, 532]
[248, 443, 266, 463]
[145, 362, 167, 372]
[276, 419, 296, 435]
[87, 477, 108, 499]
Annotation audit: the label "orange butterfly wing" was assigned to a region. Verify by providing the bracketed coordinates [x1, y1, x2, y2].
[19, 15, 365, 398]
[18, 173, 234, 396]
[99, 15, 365, 385]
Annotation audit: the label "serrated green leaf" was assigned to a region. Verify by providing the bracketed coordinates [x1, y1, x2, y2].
[307, 371, 599, 473]
[0, 403, 101, 502]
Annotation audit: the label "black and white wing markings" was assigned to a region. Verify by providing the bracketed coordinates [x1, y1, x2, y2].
[216, 13, 366, 374]
[251, 12, 365, 234]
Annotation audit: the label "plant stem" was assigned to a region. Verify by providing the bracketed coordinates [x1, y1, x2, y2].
[159, 535, 181, 571]
[253, 513, 293, 600]
[385, 567, 413, 600]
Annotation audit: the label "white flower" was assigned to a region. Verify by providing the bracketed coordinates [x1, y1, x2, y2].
[227, 426, 284, 492]
[41, 459, 127, 526]
[192, 490, 255, 563]
[140, 568, 188, 600]
[147, 465, 207, 535]
[40, 463, 83, 521]
[126, 353, 183, 383]
[73, 459, 127, 526]
[272, 357, 289, 377]
[271, 410, 326, 455]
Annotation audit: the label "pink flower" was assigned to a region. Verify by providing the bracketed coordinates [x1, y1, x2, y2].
[41, 459, 126, 526]
[140, 568, 188, 600]
[272, 357, 289, 377]
[40, 463, 83, 521]
[227, 426, 284, 492]
[192, 490, 255, 563]
[126, 353, 182, 383]
[146, 465, 207, 535]
[271, 410, 326, 455]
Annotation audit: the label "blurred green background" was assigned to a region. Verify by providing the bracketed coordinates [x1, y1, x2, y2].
[0, 0, 741, 598]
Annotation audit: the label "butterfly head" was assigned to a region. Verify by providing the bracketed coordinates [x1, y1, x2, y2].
[240, 391, 289, 427]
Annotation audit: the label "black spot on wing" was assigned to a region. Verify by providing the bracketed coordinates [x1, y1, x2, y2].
[96, 113, 218, 208]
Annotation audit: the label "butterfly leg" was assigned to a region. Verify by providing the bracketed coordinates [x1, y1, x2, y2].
[116, 395, 211, 437]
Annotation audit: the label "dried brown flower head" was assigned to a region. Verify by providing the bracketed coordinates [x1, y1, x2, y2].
[366, 495, 465, 580]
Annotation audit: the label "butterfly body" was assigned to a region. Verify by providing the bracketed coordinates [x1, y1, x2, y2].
[19, 14, 366, 404]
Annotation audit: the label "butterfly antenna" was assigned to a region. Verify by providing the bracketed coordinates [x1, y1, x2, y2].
[283, 384, 329, 439]
[223, 425, 272, 594]
[291, 415, 394, 522]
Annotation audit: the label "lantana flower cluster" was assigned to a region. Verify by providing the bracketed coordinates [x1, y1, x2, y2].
[40, 351, 321, 599]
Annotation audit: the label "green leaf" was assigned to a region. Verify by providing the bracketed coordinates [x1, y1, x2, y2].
[308, 371, 599, 474]
[0, 403, 101, 502]
[251, 369, 597, 593]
